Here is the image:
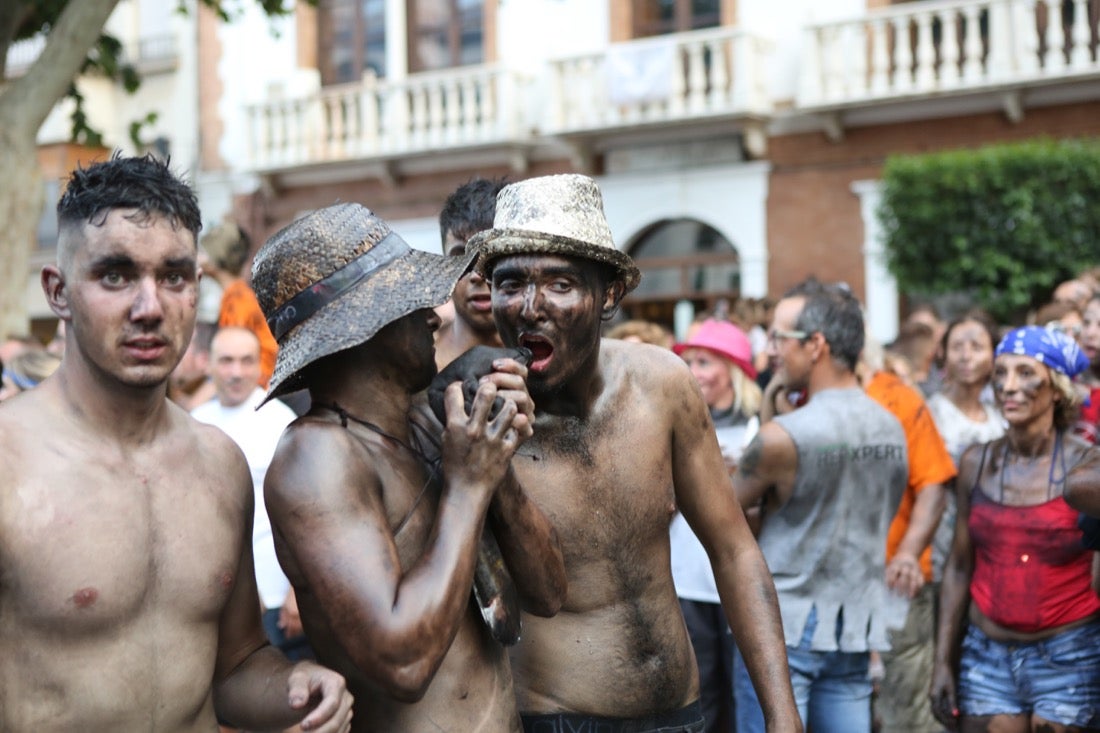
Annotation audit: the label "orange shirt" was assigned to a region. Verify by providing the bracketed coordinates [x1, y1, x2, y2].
[218, 279, 278, 388]
[866, 371, 957, 580]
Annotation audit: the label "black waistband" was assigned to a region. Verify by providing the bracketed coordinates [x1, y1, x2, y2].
[521, 700, 704, 733]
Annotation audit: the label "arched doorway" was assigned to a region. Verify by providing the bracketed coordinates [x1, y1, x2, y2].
[620, 217, 740, 329]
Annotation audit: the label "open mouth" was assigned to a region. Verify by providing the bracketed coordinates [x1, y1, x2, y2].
[520, 334, 554, 372]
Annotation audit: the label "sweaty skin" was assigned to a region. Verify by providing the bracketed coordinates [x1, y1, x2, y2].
[491, 255, 799, 729]
[0, 210, 351, 732]
[264, 310, 564, 732]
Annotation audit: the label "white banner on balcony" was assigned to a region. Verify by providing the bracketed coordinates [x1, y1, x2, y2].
[605, 39, 676, 106]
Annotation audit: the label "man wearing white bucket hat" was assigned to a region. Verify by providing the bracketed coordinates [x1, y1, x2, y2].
[471, 174, 800, 732]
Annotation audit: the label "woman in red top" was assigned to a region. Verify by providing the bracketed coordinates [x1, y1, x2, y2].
[931, 325, 1100, 732]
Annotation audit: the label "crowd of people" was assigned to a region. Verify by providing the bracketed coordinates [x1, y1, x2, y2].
[1, 153, 1099, 733]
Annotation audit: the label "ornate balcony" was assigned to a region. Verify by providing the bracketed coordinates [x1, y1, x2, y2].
[245, 64, 529, 180]
[543, 26, 773, 160]
[797, 0, 1100, 138]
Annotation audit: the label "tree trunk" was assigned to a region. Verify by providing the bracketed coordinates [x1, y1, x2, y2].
[0, 139, 44, 338]
[0, 0, 122, 335]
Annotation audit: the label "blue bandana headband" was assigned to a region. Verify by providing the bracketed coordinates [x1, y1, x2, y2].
[995, 325, 1090, 378]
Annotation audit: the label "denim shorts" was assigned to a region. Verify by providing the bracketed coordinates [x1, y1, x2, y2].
[958, 620, 1100, 726]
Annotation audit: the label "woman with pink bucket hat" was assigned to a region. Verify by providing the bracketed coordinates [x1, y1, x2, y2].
[670, 318, 764, 732]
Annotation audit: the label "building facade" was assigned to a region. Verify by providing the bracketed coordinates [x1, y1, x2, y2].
[18, 0, 1100, 340]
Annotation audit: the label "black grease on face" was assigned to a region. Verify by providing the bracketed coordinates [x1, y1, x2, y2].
[491, 256, 604, 392]
[1016, 375, 1046, 399]
[993, 373, 1048, 401]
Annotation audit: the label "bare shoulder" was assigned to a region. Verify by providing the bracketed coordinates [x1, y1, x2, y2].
[955, 439, 992, 488]
[601, 338, 695, 395]
[0, 389, 48, 492]
[176, 407, 252, 504]
[1065, 431, 1100, 466]
[187, 408, 242, 460]
[266, 416, 382, 506]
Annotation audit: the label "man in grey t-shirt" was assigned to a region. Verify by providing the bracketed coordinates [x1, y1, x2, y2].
[732, 279, 908, 733]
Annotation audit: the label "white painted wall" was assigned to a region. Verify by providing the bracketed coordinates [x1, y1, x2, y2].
[599, 161, 771, 299]
[215, 3, 299, 171]
[497, 0, 608, 69]
[391, 216, 445, 255]
[852, 179, 899, 344]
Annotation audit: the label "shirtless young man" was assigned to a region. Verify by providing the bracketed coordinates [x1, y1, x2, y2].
[252, 203, 565, 732]
[468, 174, 801, 732]
[0, 155, 352, 732]
[434, 177, 508, 368]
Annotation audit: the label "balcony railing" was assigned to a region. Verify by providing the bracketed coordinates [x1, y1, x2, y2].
[798, 0, 1100, 109]
[246, 64, 525, 172]
[544, 25, 773, 136]
[6, 32, 177, 77]
[129, 34, 178, 73]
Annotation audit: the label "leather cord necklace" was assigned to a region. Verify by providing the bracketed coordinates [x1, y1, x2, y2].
[314, 401, 438, 535]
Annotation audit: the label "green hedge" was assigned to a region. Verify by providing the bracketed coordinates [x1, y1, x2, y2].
[877, 138, 1100, 322]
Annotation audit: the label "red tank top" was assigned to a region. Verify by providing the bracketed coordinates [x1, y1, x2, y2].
[969, 469, 1100, 632]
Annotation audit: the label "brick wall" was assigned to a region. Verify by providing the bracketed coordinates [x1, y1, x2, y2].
[767, 100, 1100, 300]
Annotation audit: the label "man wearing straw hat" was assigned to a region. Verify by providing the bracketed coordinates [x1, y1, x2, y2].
[470, 174, 801, 732]
[0, 154, 353, 732]
[253, 202, 566, 731]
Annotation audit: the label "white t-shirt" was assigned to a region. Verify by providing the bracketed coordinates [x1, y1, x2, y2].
[192, 387, 297, 610]
[669, 417, 759, 603]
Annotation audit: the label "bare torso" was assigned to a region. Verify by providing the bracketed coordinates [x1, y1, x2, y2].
[508, 340, 698, 717]
[272, 414, 522, 733]
[0, 383, 252, 732]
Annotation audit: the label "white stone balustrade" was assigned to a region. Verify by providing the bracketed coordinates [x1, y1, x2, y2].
[545, 25, 773, 135]
[799, 0, 1100, 108]
[246, 64, 523, 172]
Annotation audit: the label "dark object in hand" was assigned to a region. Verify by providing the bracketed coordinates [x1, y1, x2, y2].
[428, 345, 532, 423]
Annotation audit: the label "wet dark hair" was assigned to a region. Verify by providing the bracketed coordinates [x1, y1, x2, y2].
[439, 176, 508, 249]
[783, 277, 865, 371]
[57, 153, 201, 237]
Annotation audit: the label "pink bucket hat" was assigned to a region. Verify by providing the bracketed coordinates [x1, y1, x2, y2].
[674, 319, 757, 380]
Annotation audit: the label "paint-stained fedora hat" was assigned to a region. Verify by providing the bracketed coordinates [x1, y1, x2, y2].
[468, 174, 641, 292]
[252, 203, 474, 401]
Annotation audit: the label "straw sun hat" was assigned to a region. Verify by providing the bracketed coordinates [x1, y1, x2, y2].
[252, 202, 475, 401]
[468, 174, 641, 293]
